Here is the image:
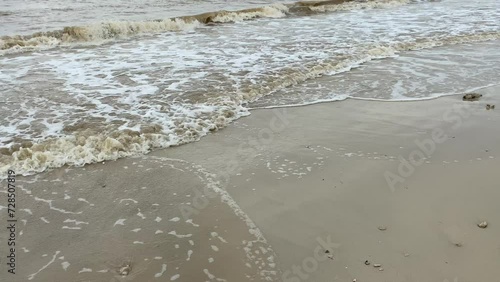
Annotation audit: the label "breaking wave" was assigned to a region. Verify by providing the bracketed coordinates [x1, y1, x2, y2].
[0, 0, 415, 55]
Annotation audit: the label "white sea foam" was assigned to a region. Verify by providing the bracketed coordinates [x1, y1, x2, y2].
[28, 251, 61, 280]
[154, 264, 167, 278]
[310, 0, 411, 12]
[2, 33, 500, 178]
[212, 4, 288, 22]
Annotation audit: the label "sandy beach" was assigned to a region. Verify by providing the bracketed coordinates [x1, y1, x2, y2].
[1, 0, 500, 281]
[1, 85, 498, 281]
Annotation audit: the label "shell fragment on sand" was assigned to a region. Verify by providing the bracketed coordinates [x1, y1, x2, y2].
[462, 93, 482, 101]
[478, 221, 488, 228]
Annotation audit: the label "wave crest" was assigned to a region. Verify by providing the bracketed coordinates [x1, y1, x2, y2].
[1, 0, 414, 55]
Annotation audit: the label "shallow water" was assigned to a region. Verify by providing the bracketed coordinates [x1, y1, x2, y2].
[0, 0, 499, 176]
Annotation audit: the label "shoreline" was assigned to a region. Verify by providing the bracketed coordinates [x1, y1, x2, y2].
[3, 81, 499, 181]
[3, 35, 500, 178]
[247, 84, 500, 110]
[1, 85, 499, 281]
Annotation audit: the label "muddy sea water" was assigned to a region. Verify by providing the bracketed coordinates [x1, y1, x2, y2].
[0, 0, 499, 177]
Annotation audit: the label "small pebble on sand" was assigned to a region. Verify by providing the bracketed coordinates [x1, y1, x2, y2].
[478, 221, 488, 228]
[119, 264, 131, 276]
[462, 93, 482, 101]
[378, 226, 387, 231]
[373, 263, 382, 268]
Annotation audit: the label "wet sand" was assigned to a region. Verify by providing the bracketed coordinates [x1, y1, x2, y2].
[1, 85, 500, 281]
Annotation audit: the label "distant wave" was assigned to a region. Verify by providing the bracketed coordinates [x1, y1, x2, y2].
[0, 0, 415, 55]
[0, 11, 13, 17]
